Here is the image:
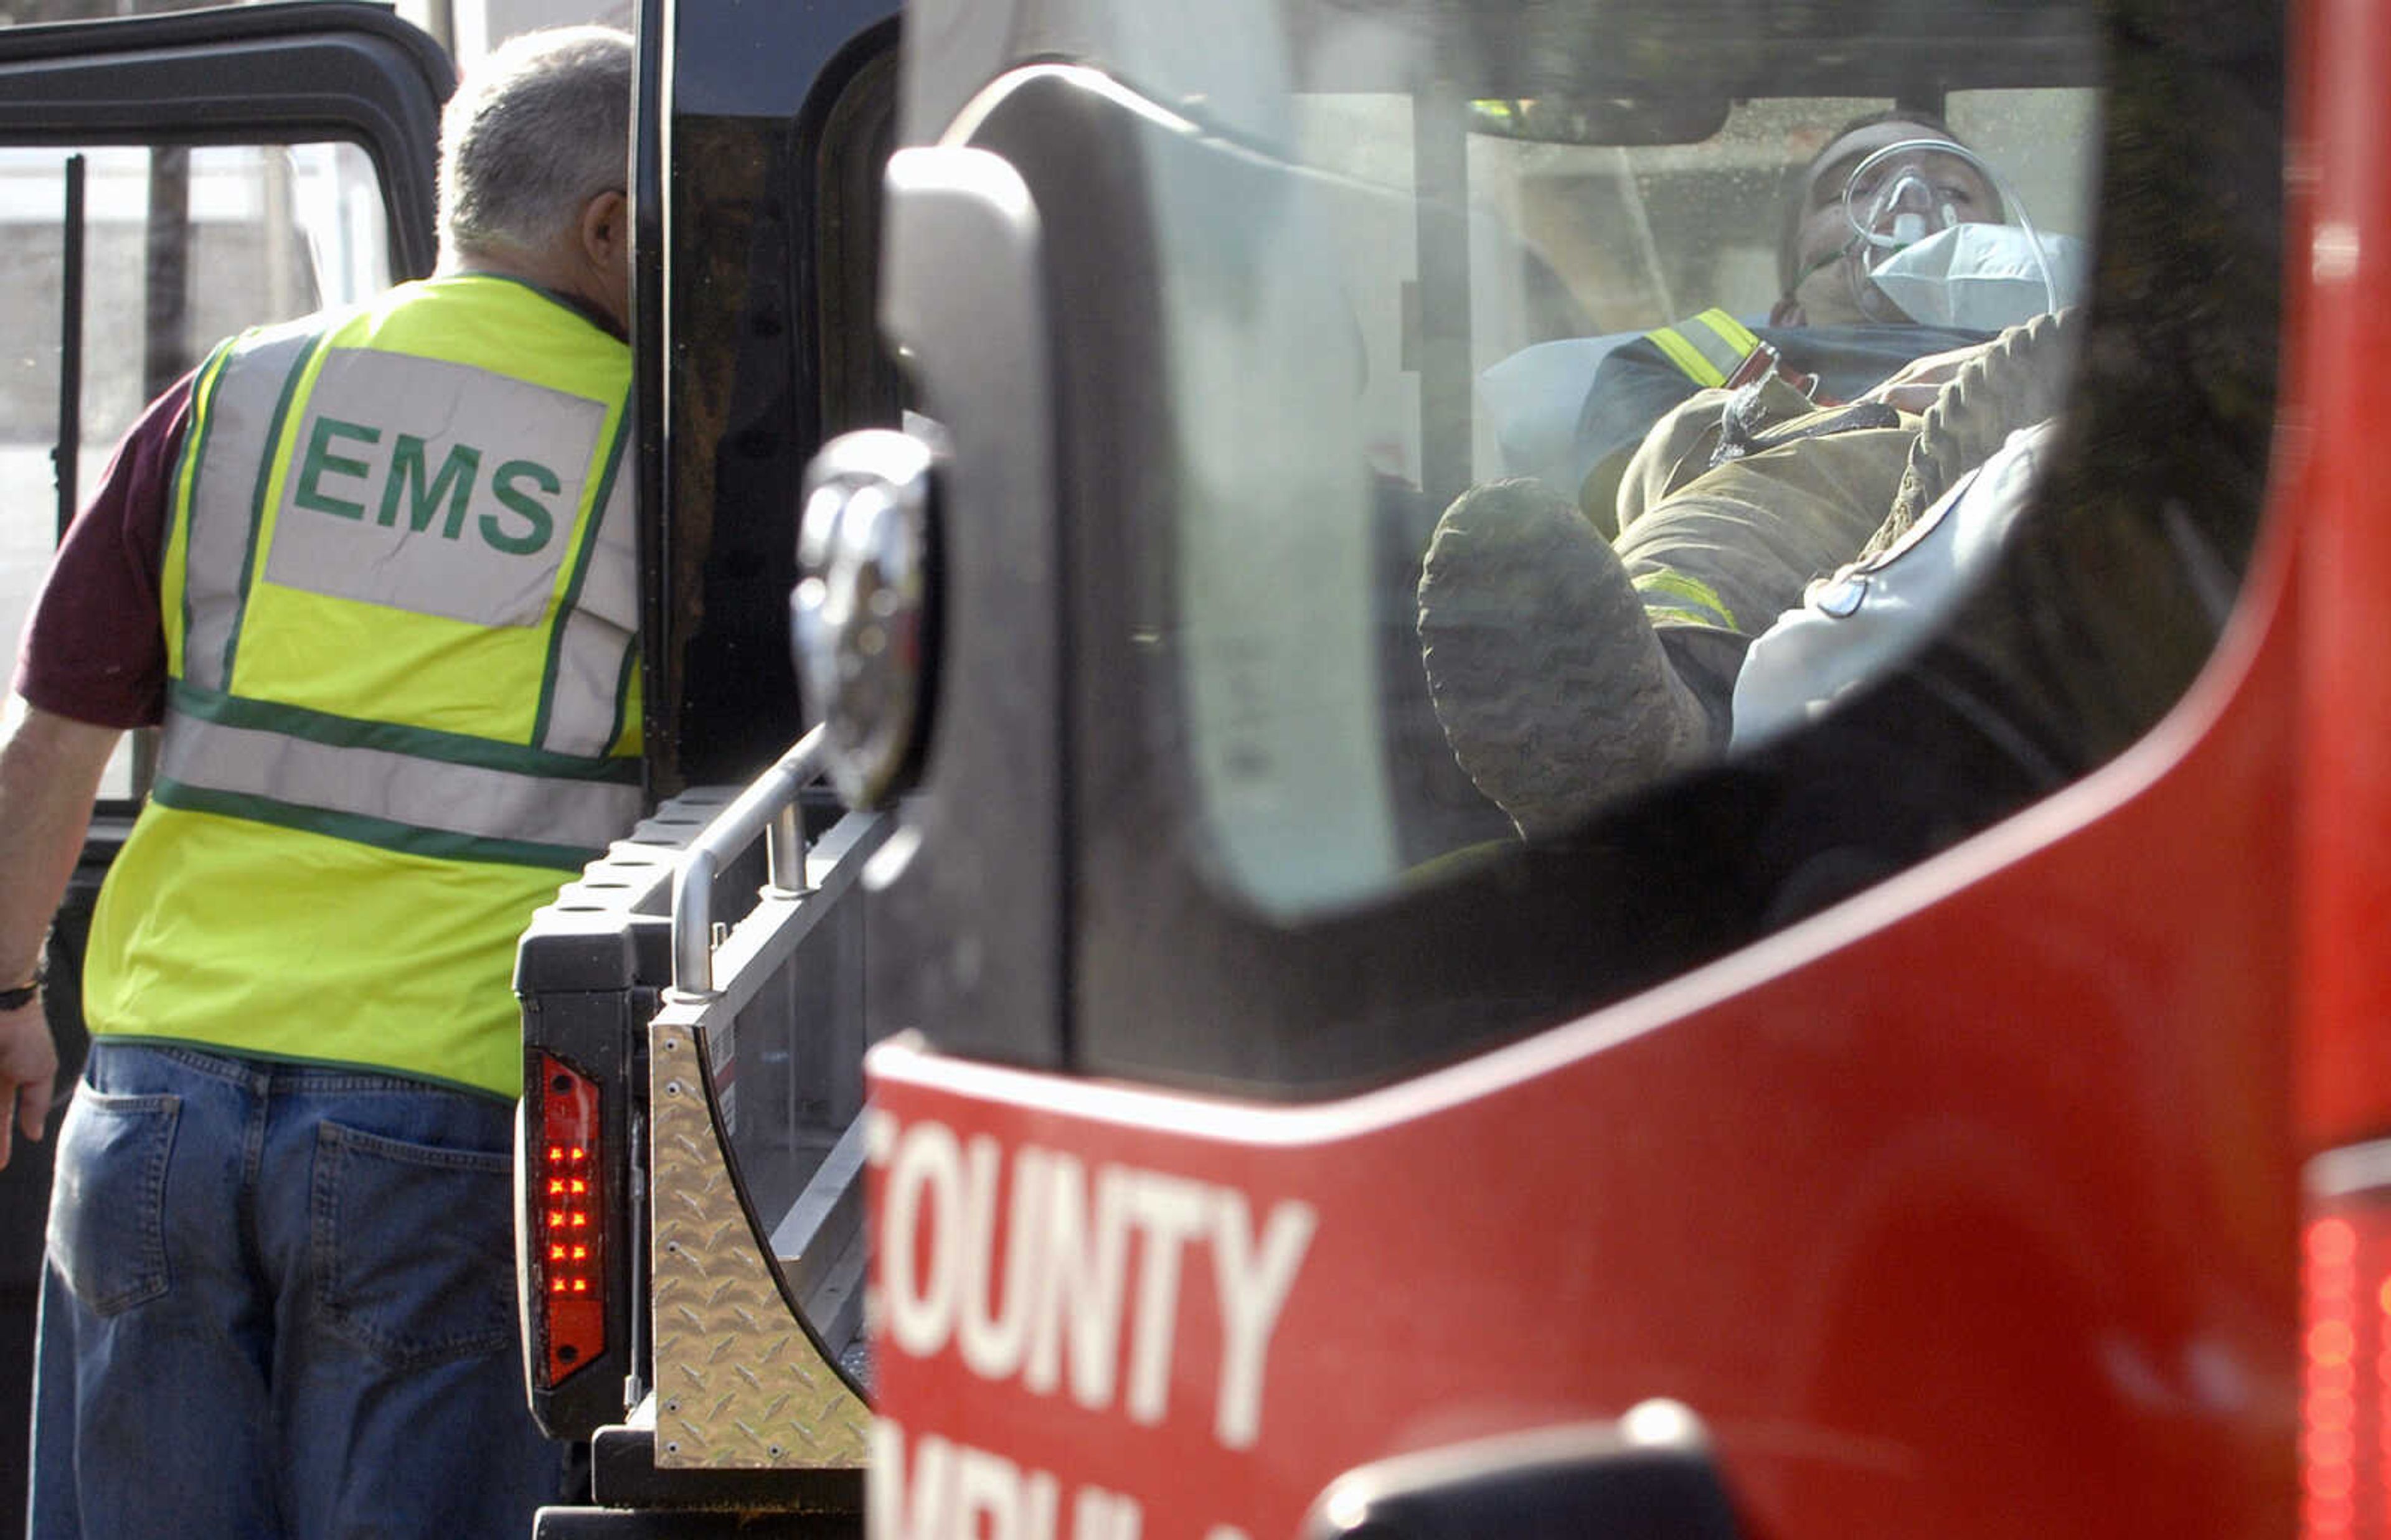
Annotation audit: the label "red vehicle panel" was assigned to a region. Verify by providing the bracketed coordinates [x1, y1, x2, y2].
[849, 0, 2364, 1536]
[870, 599, 2296, 1532]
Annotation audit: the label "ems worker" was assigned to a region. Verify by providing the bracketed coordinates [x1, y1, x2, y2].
[0, 27, 638, 1538]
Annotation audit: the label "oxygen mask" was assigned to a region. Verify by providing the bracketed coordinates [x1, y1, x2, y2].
[1852, 161, 1956, 255]
[1832, 138, 2073, 328]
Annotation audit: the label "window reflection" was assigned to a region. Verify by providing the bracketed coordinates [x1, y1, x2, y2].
[1151, 65, 2104, 911]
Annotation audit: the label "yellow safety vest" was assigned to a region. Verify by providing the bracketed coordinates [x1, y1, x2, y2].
[84, 274, 641, 1098]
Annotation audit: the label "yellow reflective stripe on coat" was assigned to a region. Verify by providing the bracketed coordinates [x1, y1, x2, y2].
[1643, 308, 1763, 388]
[1634, 568, 1739, 630]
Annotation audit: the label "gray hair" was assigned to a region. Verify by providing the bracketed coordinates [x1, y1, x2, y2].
[437, 26, 633, 261]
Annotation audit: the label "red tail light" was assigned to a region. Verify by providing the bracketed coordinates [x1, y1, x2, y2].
[533, 1051, 605, 1386]
[2305, 1143, 2391, 1539]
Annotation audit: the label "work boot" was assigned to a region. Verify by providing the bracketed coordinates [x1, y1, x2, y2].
[1416, 477, 1710, 838]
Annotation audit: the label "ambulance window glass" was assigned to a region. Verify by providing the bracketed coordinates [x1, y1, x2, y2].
[0, 141, 391, 804]
[1160, 57, 2118, 913]
[1075, 0, 2278, 1089]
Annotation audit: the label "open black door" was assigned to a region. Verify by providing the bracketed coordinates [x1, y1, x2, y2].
[0, 2, 446, 1516]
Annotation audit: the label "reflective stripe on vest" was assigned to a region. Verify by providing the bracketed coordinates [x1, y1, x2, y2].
[156, 680, 641, 866]
[169, 320, 323, 693]
[1643, 308, 1763, 389]
[162, 276, 635, 866]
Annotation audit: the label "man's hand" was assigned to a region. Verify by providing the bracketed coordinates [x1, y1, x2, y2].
[0, 998, 57, 1168]
[1862, 340, 1992, 415]
[0, 700, 123, 1168]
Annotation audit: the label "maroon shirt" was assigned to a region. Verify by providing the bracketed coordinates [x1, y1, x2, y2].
[14, 375, 194, 731]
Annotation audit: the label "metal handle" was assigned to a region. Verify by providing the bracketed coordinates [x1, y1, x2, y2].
[669, 726, 826, 997]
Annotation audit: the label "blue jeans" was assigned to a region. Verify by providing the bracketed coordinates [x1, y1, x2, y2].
[29, 1041, 571, 1538]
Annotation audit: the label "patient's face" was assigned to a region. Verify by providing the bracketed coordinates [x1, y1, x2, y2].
[1778, 122, 2003, 326]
